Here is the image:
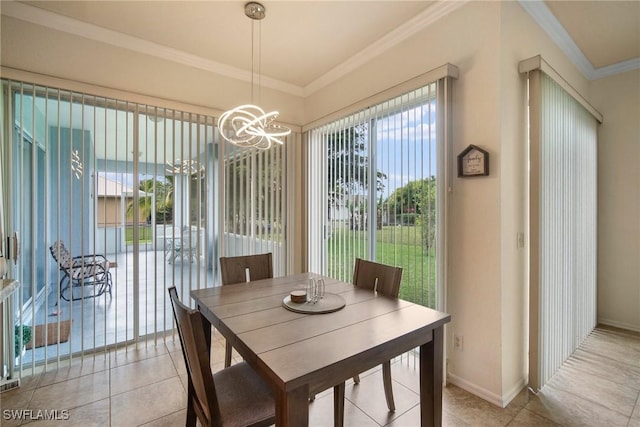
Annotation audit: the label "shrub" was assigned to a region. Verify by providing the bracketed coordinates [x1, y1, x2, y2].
[400, 213, 417, 225]
[15, 325, 32, 354]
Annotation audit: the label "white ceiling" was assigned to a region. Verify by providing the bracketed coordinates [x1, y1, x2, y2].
[5, 0, 639, 97]
[545, 0, 640, 69]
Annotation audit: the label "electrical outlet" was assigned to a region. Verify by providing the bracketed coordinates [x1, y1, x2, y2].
[453, 334, 463, 351]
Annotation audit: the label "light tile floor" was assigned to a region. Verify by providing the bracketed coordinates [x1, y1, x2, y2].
[2, 326, 639, 426]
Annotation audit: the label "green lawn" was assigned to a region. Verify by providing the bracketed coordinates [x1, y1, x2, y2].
[124, 225, 153, 244]
[123, 223, 437, 306]
[327, 225, 437, 308]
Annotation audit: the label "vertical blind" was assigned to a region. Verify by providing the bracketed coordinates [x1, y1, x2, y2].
[526, 68, 599, 390]
[307, 78, 450, 310]
[1, 78, 289, 376]
[219, 133, 288, 277]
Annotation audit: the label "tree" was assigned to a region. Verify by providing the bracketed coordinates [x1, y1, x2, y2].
[385, 176, 436, 252]
[386, 180, 425, 224]
[126, 177, 174, 224]
[415, 176, 436, 254]
[327, 124, 387, 220]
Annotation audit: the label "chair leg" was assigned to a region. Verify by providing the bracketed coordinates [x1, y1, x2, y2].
[186, 385, 198, 427]
[106, 272, 113, 295]
[224, 341, 233, 368]
[185, 399, 197, 427]
[59, 277, 70, 302]
[353, 374, 360, 384]
[382, 360, 395, 412]
[333, 382, 345, 427]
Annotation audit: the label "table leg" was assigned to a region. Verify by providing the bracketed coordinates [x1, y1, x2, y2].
[276, 385, 309, 426]
[420, 325, 444, 427]
[333, 382, 345, 427]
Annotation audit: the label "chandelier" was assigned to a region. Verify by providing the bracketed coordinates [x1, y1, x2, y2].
[219, 2, 291, 150]
[166, 159, 204, 176]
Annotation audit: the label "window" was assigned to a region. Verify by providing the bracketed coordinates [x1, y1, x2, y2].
[307, 73, 454, 310]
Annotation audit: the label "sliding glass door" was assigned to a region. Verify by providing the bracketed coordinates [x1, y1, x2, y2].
[526, 69, 599, 390]
[2, 81, 216, 371]
[307, 80, 450, 310]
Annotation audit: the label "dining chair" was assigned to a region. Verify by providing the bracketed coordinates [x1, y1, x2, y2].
[219, 253, 273, 285]
[168, 287, 275, 427]
[219, 253, 273, 367]
[349, 258, 403, 412]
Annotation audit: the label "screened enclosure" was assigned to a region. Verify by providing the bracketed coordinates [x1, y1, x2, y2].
[0, 79, 290, 375]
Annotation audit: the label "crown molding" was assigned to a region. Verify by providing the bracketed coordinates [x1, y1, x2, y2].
[6, 0, 634, 100]
[302, 0, 469, 96]
[591, 57, 640, 80]
[518, 0, 640, 81]
[518, 0, 595, 78]
[2, 0, 468, 99]
[1, 0, 305, 97]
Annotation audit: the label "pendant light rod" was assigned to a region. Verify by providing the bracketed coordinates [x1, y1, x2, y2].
[247, 2, 264, 104]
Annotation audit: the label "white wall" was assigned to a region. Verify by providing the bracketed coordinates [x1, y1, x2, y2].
[498, 3, 530, 403]
[591, 69, 640, 333]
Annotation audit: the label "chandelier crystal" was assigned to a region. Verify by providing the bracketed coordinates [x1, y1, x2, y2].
[219, 2, 291, 150]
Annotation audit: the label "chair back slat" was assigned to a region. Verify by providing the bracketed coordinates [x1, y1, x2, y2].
[168, 287, 220, 425]
[50, 240, 73, 270]
[352, 258, 403, 298]
[220, 253, 273, 285]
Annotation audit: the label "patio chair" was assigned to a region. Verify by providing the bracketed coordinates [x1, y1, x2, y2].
[49, 240, 112, 302]
[168, 286, 275, 427]
[166, 226, 198, 264]
[219, 253, 273, 367]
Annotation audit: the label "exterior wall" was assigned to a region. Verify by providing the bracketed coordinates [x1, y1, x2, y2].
[591, 69, 640, 333]
[97, 197, 122, 226]
[97, 197, 145, 226]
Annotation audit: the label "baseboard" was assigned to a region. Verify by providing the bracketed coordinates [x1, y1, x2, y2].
[447, 373, 527, 408]
[446, 373, 503, 407]
[502, 377, 527, 407]
[598, 318, 640, 334]
[18, 284, 49, 323]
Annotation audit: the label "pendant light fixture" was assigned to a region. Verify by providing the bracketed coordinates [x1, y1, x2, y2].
[218, 2, 291, 150]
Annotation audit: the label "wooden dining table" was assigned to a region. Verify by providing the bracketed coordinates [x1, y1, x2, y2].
[190, 272, 451, 426]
